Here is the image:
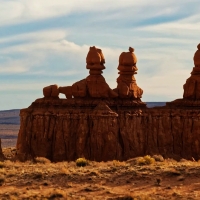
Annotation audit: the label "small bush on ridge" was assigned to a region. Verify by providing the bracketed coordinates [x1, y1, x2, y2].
[137, 155, 155, 165]
[76, 158, 88, 167]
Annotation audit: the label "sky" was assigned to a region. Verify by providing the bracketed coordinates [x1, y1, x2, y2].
[0, 0, 200, 110]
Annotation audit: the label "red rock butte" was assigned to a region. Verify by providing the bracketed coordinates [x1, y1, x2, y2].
[16, 44, 200, 162]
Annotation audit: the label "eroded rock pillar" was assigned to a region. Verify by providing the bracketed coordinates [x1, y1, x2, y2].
[115, 47, 143, 99]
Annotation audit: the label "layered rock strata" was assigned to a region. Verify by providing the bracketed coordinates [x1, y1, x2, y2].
[16, 99, 200, 162]
[16, 44, 200, 162]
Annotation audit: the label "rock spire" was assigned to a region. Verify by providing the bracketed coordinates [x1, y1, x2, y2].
[43, 46, 118, 98]
[115, 47, 143, 99]
[183, 44, 200, 99]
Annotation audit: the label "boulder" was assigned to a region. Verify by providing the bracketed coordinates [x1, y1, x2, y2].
[43, 84, 59, 98]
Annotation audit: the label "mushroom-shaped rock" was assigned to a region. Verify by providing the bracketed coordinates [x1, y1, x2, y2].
[86, 46, 104, 65]
[119, 47, 137, 66]
[58, 46, 118, 99]
[116, 47, 143, 99]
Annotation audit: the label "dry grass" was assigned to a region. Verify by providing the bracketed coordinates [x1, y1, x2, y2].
[1, 149, 200, 199]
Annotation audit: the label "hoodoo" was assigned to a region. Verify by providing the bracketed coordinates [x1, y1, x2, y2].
[168, 43, 200, 107]
[43, 46, 118, 99]
[115, 47, 143, 99]
[16, 44, 200, 162]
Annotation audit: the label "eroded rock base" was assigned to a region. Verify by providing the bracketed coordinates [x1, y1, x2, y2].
[16, 98, 200, 162]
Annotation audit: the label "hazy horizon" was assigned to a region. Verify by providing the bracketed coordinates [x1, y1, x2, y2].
[0, 0, 199, 110]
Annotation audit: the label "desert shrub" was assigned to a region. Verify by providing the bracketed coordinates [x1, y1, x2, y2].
[0, 161, 5, 168]
[76, 158, 88, 167]
[137, 155, 155, 165]
[34, 157, 51, 164]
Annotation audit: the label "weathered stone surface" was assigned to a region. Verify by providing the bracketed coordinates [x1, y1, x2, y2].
[194, 43, 200, 67]
[15, 97, 200, 162]
[59, 86, 72, 99]
[116, 47, 143, 99]
[43, 84, 59, 98]
[17, 45, 200, 162]
[44, 46, 118, 99]
[182, 44, 200, 100]
[0, 139, 5, 161]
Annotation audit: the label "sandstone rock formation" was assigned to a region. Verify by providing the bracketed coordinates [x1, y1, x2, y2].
[115, 47, 143, 99]
[16, 44, 200, 162]
[43, 84, 59, 98]
[16, 99, 200, 162]
[184, 44, 200, 99]
[49, 46, 118, 99]
[168, 44, 200, 107]
[0, 139, 5, 161]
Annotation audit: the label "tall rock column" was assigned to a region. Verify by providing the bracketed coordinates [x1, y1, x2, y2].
[85, 46, 118, 98]
[184, 44, 200, 99]
[57, 46, 118, 98]
[116, 47, 143, 99]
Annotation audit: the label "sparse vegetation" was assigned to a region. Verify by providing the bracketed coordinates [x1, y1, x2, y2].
[137, 155, 155, 165]
[76, 157, 88, 167]
[0, 148, 200, 199]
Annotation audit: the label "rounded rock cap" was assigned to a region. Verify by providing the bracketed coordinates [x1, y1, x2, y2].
[194, 43, 200, 66]
[119, 47, 137, 66]
[86, 46, 105, 65]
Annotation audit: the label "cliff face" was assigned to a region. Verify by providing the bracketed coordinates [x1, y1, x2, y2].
[16, 98, 200, 162]
[16, 44, 200, 162]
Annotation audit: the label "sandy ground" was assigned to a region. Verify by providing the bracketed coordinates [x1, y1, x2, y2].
[0, 149, 200, 199]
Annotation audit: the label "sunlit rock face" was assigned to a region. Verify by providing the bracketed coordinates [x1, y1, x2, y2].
[16, 44, 200, 162]
[183, 44, 200, 100]
[168, 44, 200, 107]
[115, 47, 143, 99]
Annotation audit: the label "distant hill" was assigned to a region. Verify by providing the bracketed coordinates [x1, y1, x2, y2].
[145, 102, 166, 108]
[0, 109, 20, 125]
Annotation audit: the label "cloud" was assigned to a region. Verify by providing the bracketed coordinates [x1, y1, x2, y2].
[1, 0, 199, 27]
[0, 0, 200, 110]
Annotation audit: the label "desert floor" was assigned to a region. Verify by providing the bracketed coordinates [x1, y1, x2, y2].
[1, 149, 200, 200]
